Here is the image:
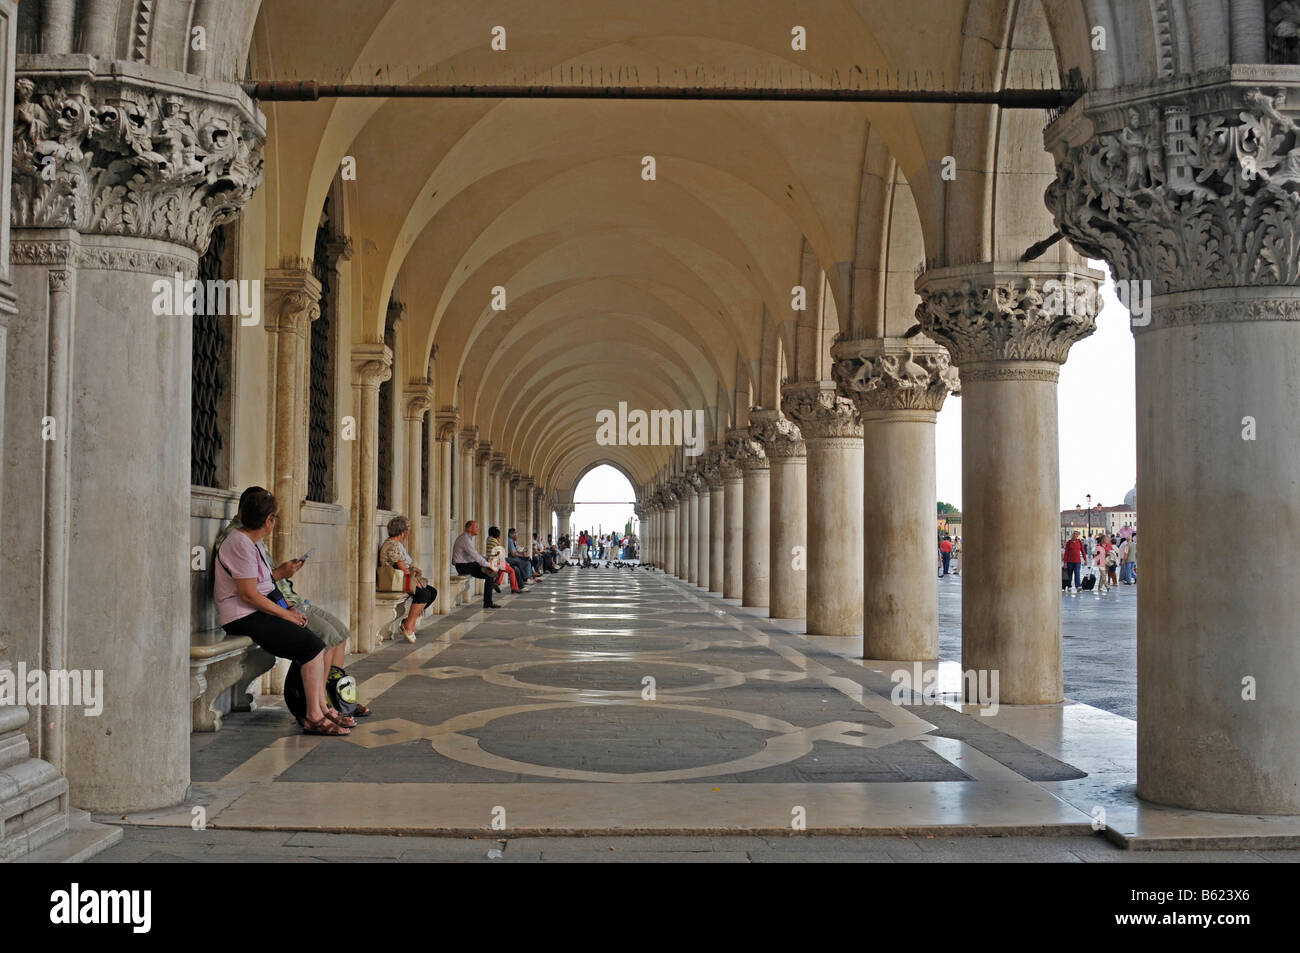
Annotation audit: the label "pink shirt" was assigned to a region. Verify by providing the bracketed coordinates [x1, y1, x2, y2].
[215, 530, 277, 626]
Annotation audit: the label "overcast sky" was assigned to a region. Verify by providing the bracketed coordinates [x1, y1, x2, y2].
[573, 260, 1136, 525]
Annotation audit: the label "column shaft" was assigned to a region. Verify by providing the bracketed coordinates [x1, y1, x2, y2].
[768, 457, 807, 618]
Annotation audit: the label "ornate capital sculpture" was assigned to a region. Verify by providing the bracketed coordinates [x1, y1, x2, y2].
[686, 469, 708, 494]
[701, 444, 727, 488]
[748, 408, 806, 458]
[489, 453, 505, 475]
[352, 342, 392, 390]
[661, 483, 680, 505]
[915, 264, 1101, 370]
[403, 393, 432, 421]
[12, 74, 265, 251]
[476, 443, 493, 467]
[1046, 83, 1300, 303]
[724, 426, 768, 471]
[435, 410, 460, 441]
[553, 503, 575, 518]
[781, 380, 863, 440]
[458, 425, 478, 452]
[265, 269, 322, 335]
[831, 336, 959, 414]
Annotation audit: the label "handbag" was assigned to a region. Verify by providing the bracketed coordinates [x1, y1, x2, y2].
[217, 545, 290, 609]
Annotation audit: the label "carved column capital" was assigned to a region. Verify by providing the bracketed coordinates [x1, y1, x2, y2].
[781, 380, 862, 440]
[553, 503, 575, 518]
[265, 269, 323, 334]
[831, 336, 959, 414]
[352, 342, 392, 390]
[12, 72, 265, 251]
[748, 408, 806, 458]
[724, 427, 768, 471]
[489, 453, 505, 475]
[660, 483, 680, 505]
[476, 442, 493, 467]
[1046, 81, 1300, 308]
[403, 380, 433, 421]
[915, 263, 1101, 369]
[685, 469, 707, 495]
[701, 444, 727, 488]
[458, 425, 478, 451]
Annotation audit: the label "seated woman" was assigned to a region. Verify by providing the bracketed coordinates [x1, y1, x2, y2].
[215, 489, 352, 736]
[214, 485, 371, 717]
[484, 526, 524, 592]
[378, 515, 438, 642]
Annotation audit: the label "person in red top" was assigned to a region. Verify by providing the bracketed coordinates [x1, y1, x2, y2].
[939, 535, 954, 575]
[1063, 530, 1086, 592]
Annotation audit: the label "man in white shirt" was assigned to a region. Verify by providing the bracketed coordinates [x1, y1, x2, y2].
[452, 520, 500, 609]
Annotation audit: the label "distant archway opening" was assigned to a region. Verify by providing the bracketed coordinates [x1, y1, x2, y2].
[572, 464, 637, 543]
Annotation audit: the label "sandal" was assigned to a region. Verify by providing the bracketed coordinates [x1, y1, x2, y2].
[303, 716, 349, 736]
[354, 703, 373, 717]
[324, 708, 357, 729]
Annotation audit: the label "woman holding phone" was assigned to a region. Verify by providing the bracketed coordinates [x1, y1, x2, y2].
[215, 489, 353, 735]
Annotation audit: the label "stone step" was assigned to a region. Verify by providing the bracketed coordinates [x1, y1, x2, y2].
[13, 809, 122, 863]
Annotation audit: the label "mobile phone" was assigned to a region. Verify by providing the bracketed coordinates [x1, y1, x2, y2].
[299, 547, 316, 562]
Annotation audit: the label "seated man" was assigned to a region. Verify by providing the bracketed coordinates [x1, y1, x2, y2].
[452, 519, 500, 609]
[213, 485, 372, 717]
[506, 528, 533, 584]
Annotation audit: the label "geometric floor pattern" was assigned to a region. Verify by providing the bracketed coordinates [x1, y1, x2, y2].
[99, 568, 1300, 845]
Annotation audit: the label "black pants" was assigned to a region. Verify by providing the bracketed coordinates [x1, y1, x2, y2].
[224, 610, 326, 665]
[411, 584, 437, 606]
[455, 563, 498, 606]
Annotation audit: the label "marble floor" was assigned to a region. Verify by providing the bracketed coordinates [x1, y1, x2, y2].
[103, 567, 1300, 850]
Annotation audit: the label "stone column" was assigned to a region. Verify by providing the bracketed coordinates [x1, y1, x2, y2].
[2, 66, 262, 813]
[703, 450, 726, 593]
[505, 469, 519, 536]
[783, 381, 863, 636]
[489, 454, 505, 532]
[435, 412, 460, 614]
[265, 270, 322, 564]
[402, 387, 432, 565]
[725, 429, 769, 608]
[517, 476, 534, 558]
[458, 426, 477, 530]
[662, 486, 680, 575]
[674, 481, 689, 578]
[918, 264, 1098, 700]
[555, 503, 574, 541]
[720, 452, 744, 598]
[834, 338, 958, 658]
[1045, 84, 1300, 812]
[0, 0, 73, 857]
[475, 444, 492, 540]
[750, 410, 807, 620]
[352, 345, 393, 652]
[686, 473, 702, 583]
[689, 471, 709, 587]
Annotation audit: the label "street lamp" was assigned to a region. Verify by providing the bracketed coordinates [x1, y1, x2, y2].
[1085, 493, 1092, 537]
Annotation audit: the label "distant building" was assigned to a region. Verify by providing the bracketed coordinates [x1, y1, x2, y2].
[1061, 503, 1135, 544]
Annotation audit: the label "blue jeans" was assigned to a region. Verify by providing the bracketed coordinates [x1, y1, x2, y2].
[940, 552, 951, 574]
[1067, 563, 1083, 589]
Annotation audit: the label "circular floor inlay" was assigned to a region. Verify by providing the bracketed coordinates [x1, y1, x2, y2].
[542, 616, 669, 631]
[529, 631, 696, 654]
[469, 705, 770, 774]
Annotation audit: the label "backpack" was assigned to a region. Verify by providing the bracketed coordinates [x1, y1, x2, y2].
[284, 661, 307, 720]
[327, 665, 359, 717]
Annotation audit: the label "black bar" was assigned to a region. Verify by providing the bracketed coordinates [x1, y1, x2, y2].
[244, 80, 1077, 109]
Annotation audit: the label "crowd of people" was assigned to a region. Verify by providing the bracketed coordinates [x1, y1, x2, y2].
[212, 485, 602, 738]
[573, 530, 639, 562]
[1062, 530, 1137, 595]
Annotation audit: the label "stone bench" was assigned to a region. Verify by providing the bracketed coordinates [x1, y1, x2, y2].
[190, 629, 275, 732]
